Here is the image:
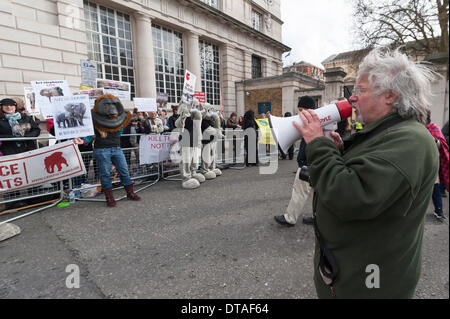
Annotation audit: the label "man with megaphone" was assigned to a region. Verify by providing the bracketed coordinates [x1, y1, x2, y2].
[286, 48, 439, 299]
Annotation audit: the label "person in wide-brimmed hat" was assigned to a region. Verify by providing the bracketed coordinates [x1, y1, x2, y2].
[91, 94, 140, 207]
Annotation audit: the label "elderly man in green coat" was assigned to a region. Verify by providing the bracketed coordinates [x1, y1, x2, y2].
[295, 48, 439, 299]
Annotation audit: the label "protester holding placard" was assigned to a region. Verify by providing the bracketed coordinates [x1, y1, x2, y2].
[0, 98, 41, 156]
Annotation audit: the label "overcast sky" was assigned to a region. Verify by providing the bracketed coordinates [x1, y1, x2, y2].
[281, 0, 358, 69]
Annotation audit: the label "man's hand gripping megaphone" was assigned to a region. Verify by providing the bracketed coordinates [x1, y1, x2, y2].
[294, 109, 343, 149]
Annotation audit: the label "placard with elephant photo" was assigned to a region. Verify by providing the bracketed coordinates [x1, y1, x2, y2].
[30, 80, 72, 119]
[96, 78, 131, 101]
[23, 87, 40, 116]
[51, 95, 95, 140]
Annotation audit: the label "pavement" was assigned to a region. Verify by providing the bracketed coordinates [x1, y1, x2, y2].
[0, 159, 448, 299]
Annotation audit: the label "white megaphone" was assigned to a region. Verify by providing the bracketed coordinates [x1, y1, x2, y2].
[269, 100, 353, 153]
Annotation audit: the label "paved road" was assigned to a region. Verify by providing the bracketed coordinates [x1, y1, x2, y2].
[0, 159, 448, 298]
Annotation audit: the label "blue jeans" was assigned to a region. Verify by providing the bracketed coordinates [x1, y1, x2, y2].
[432, 183, 442, 210]
[93, 147, 132, 190]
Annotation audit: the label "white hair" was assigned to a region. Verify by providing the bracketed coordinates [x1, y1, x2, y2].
[356, 47, 439, 124]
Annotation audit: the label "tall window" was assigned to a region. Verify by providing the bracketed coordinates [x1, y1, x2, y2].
[200, 0, 219, 8]
[83, 1, 135, 97]
[199, 40, 220, 105]
[252, 10, 262, 31]
[252, 55, 262, 79]
[152, 24, 184, 103]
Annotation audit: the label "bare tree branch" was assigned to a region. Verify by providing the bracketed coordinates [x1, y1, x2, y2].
[352, 0, 448, 55]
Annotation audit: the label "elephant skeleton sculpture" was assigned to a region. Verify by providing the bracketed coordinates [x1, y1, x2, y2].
[175, 99, 205, 189]
[200, 102, 223, 180]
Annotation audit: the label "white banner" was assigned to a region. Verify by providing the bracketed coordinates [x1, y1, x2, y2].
[181, 70, 196, 106]
[0, 141, 86, 192]
[52, 95, 94, 140]
[96, 79, 131, 101]
[133, 98, 157, 112]
[31, 80, 72, 119]
[139, 134, 179, 164]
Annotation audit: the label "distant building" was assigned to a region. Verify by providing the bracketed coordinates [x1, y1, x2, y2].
[283, 61, 324, 81]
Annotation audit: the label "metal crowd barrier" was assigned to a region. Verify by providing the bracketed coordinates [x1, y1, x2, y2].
[1, 131, 282, 223]
[0, 136, 64, 225]
[70, 145, 160, 203]
[216, 131, 246, 170]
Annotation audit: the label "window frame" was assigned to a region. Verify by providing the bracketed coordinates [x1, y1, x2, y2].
[152, 23, 185, 104]
[199, 40, 221, 106]
[83, 1, 136, 97]
[252, 55, 262, 79]
[251, 9, 262, 31]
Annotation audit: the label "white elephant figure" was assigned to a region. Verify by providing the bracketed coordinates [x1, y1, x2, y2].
[175, 99, 204, 189]
[200, 103, 224, 179]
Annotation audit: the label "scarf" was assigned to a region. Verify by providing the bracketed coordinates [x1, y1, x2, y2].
[427, 122, 449, 191]
[5, 112, 22, 137]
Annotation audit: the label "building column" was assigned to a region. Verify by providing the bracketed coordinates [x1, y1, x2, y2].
[134, 13, 156, 98]
[244, 52, 252, 80]
[185, 32, 201, 91]
[220, 44, 237, 116]
[323, 67, 346, 104]
[282, 86, 296, 115]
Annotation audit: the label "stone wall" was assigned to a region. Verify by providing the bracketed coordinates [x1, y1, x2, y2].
[0, 0, 87, 100]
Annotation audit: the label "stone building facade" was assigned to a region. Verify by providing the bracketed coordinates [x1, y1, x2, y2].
[0, 0, 290, 117]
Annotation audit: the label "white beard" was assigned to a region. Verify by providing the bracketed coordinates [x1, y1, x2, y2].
[354, 105, 365, 124]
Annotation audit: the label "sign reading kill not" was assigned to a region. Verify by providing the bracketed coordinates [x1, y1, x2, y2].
[0, 141, 86, 192]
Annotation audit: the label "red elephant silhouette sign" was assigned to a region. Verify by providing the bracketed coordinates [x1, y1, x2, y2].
[0, 141, 85, 192]
[44, 152, 69, 174]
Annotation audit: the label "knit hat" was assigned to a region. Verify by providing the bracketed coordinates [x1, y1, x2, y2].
[0, 98, 18, 107]
[298, 96, 316, 109]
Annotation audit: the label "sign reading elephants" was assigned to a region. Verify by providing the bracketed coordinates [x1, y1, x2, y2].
[31, 80, 72, 119]
[51, 95, 94, 140]
[0, 141, 86, 192]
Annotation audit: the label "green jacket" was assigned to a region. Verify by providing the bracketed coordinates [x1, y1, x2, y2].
[306, 112, 439, 299]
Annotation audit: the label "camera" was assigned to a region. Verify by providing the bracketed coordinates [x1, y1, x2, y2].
[299, 166, 312, 186]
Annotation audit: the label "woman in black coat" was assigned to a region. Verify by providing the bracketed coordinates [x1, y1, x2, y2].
[242, 110, 258, 167]
[0, 98, 40, 156]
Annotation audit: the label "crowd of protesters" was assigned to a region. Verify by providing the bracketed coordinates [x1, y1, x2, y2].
[0, 96, 448, 219]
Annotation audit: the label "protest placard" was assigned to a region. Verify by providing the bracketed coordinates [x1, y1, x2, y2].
[31, 80, 72, 119]
[133, 98, 157, 112]
[0, 141, 85, 192]
[52, 95, 94, 140]
[181, 70, 196, 106]
[96, 79, 131, 101]
[23, 87, 40, 116]
[194, 91, 206, 103]
[81, 60, 97, 88]
[157, 92, 168, 108]
[72, 88, 104, 108]
[139, 134, 179, 164]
